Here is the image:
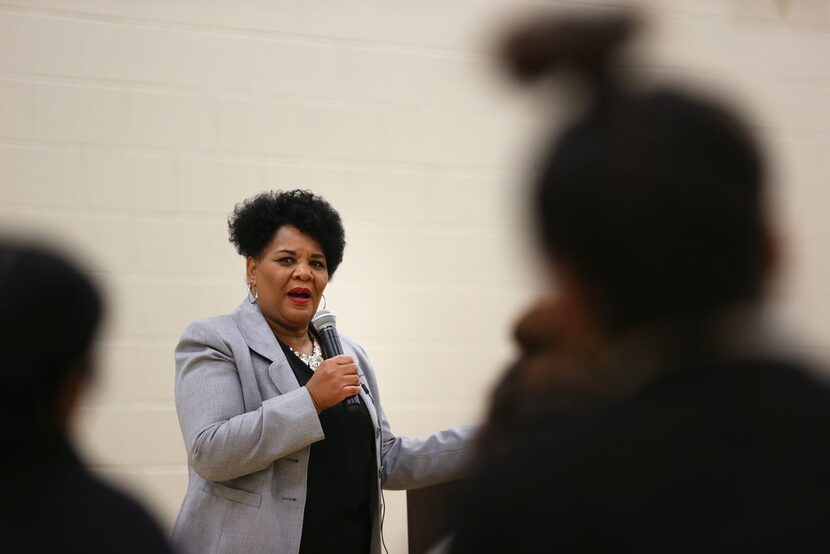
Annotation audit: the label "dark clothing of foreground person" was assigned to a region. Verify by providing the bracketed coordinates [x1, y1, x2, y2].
[455, 351, 830, 553]
[0, 241, 173, 553]
[3, 430, 174, 554]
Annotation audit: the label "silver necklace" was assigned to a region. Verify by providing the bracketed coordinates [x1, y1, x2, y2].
[289, 337, 323, 371]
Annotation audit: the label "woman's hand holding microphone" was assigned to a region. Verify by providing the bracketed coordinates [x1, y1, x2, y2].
[305, 355, 362, 414]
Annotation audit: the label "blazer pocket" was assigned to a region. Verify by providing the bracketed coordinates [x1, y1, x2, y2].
[202, 480, 262, 508]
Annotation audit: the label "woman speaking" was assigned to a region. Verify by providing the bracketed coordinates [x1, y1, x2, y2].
[171, 190, 474, 554]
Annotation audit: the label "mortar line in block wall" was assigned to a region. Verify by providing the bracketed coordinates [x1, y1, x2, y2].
[0, 2, 488, 60]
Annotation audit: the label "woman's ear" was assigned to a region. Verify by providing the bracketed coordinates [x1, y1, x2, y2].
[246, 256, 257, 285]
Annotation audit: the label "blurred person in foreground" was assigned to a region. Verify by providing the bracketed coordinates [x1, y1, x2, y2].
[451, 11, 830, 554]
[0, 240, 173, 553]
[171, 190, 474, 554]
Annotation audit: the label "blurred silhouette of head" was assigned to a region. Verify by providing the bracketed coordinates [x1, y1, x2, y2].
[0, 240, 103, 430]
[502, 12, 771, 335]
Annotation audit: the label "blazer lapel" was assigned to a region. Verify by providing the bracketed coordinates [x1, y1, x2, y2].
[232, 300, 299, 395]
[268, 359, 300, 396]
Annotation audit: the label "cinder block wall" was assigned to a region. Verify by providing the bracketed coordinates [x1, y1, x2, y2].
[1, 1, 829, 551]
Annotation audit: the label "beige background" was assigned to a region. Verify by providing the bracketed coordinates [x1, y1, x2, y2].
[1, 1, 829, 552]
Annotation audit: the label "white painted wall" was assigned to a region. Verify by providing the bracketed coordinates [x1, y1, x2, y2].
[1, 1, 829, 551]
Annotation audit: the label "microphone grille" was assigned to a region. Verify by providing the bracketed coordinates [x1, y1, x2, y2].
[311, 309, 337, 332]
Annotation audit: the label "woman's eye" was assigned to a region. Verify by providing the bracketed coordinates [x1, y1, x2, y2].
[277, 257, 294, 265]
[311, 261, 326, 269]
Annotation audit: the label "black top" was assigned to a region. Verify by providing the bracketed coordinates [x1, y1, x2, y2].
[452, 357, 830, 553]
[1, 427, 174, 554]
[278, 340, 377, 554]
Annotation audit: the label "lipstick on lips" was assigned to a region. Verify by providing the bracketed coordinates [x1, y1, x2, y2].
[287, 287, 312, 305]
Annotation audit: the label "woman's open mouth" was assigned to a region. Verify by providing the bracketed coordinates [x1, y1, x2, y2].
[287, 287, 312, 305]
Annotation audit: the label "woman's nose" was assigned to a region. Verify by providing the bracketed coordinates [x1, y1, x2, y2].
[293, 264, 313, 281]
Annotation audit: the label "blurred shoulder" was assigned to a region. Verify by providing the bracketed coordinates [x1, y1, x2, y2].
[14, 461, 176, 554]
[78, 473, 174, 553]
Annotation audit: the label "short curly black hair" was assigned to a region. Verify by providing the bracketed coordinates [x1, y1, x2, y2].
[228, 190, 346, 277]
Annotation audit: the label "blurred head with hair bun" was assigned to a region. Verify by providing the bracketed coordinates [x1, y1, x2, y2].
[453, 11, 830, 554]
[502, 10, 772, 338]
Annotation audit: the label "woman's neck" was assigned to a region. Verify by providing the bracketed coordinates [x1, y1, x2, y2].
[269, 321, 312, 354]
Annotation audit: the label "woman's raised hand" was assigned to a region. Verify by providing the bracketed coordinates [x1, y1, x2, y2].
[305, 355, 361, 413]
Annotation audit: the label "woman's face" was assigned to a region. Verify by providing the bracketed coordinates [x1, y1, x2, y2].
[246, 225, 330, 335]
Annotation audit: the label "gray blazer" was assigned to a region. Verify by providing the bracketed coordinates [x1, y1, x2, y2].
[171, 299, 476, 554]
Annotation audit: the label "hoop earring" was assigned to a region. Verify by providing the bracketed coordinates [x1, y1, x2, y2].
[247, 283, 258, 304]
[320, 294, 326, 310]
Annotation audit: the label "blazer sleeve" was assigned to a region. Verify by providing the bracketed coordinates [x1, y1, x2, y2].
[175, 319, 324, 482]
[349, 340, 478, 490]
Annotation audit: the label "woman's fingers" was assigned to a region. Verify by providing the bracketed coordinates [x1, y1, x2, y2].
[306, 355, 363, 411]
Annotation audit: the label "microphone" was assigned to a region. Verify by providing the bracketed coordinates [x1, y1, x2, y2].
[311, 309, 361, 413]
